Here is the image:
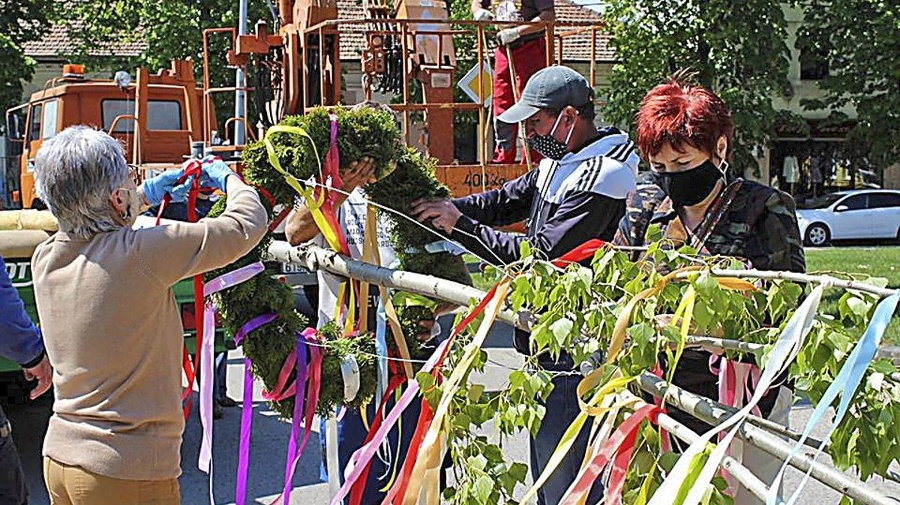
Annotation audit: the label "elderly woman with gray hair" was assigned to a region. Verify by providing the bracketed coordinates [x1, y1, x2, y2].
[31, 126, 267, 505]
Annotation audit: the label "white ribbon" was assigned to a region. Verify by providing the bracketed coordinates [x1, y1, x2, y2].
[341, 355, 361, 402]
[648, 285, 824, 505]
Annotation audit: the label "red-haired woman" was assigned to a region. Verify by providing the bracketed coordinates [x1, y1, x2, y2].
[613, 77, 804, 505]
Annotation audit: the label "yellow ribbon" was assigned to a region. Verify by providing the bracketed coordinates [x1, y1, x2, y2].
[519, 368, 633, 504]
[664, 286, 696, 398]
[366, 207, 415, 380]
[263, 124, 344, 253]
[607, 268, 755, 364]
[402, 278, 512, 505]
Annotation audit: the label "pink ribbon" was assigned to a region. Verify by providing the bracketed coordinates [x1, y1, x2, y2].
[650, 362, 672, 453]
[330, 337, 452, 505]
[709, 354, 762, 492]
[271, 328, 322, 505]
[709, 354, 762, 417]
[262, 348, 301, 401]
[204, 262, 266, 297]
[560, 404, 660, 505]
[197, 262, 266, 504]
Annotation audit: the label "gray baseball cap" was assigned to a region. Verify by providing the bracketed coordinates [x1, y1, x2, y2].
[497, 65, 595, 124]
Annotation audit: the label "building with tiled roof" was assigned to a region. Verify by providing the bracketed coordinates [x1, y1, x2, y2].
[23, 0, 611, 64]
[22, 22, 146, 60]
[20, 21, 147, 99]
[332, 0, 613, 62]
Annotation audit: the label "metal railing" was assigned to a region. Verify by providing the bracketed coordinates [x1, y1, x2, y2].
[295, 17, 610, 193]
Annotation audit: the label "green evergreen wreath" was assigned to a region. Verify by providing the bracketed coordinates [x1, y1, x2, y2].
[204, 107, 472, 418]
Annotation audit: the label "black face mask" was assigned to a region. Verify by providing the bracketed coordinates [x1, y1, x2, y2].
[655, 159, 725, 207]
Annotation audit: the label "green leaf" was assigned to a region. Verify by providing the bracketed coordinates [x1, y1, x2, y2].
[519, 241, 532, 259]
[550, 317, 575, 347]
[846, 297, 871, 318]
[468, 383, 486, 402]
[473, 474, 493, 503]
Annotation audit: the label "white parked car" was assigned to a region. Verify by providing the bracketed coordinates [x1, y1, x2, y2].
[796, 189, 900, 246]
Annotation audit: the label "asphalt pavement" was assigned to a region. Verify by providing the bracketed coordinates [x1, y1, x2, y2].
[4, 321, 900, 504]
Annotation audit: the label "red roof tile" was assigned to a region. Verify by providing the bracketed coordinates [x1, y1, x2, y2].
[23, 21, 146, 59]
[25, 0, 613, 63]
[333, 0, 613, 62]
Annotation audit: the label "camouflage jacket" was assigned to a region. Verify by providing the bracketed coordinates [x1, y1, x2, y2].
[613, 179, 806, 273]
[615, 179, 805, 432]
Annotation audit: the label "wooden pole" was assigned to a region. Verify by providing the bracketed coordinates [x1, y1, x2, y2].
[0, 209, 58, 232]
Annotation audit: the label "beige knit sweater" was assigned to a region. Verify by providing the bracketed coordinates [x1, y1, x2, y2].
[32, 178, 267, 481]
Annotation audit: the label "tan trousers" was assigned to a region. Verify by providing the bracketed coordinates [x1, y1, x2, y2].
[44, 457, 179, 505]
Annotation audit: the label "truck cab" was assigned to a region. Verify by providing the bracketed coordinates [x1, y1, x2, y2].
[6, 61, 209, 209]
[0, 61, 226, 375]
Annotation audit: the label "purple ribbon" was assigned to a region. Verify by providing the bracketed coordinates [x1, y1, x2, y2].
[236, 359, 254, 505]
[283, 330, 311, 503]
[234, 313, 280, 505]
[234, 312, 279, 347]
[197, 261, 266, 505]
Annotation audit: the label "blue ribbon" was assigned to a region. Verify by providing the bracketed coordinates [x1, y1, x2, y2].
[375, 300, 389, 404]
[768, 292, 900, 505]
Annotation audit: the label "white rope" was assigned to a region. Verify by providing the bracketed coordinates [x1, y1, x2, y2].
[304, 181, 512, 268]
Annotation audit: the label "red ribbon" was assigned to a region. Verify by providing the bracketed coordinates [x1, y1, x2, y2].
[381, 400, 436, 505]
[560, 404, 661, 505]
[348, 374, 408, 504]
[551, 239, 608, 268]
[377, 282, 501, 503]
[155, 159, 205, 421]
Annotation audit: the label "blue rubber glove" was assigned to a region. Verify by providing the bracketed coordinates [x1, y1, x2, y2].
[199, 157, 235, 193]
[141, 169, 194, 206]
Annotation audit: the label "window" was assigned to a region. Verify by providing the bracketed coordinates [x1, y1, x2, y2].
[101, 99, 183, 133]
[41, 100, 59, 139]
[800, 48, 829, 81]
[867, 193, 900, 209]
[839, 195, 867, 211]
[798, 193, 844, 210]
[146, 101, 182, 130]
[102, 100, 133, 133]
[28, 104, 42, 142]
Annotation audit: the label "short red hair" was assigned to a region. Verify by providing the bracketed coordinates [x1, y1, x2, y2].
[635, 78, 734, 161]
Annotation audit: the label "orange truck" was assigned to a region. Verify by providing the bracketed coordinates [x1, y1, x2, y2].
[5, 60, 211, 209]
[0, 61, 225, 374]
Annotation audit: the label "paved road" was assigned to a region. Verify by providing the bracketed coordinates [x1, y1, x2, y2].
[5, 322, 900, 504]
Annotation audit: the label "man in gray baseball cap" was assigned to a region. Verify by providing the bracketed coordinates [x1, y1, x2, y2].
[498, 65, 593, 122]
[498, 65, 602, 161]
[413, 64, 638, 504]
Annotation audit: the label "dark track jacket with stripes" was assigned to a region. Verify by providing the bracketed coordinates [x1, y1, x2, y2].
[450, 127, 639, 265]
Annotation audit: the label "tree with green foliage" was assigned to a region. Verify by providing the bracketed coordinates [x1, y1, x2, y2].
[0, 0, 52, 133]
[56, 0, 271, 128]
[795, 0, 900, 177]
[602, 0, 795, 175]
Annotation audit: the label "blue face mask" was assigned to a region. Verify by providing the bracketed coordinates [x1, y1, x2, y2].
[528, 112, 575, 160]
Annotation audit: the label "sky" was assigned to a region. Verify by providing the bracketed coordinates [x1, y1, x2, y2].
[566, 0, 606, 14]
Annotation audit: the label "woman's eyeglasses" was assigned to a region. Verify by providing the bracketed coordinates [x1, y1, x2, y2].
[128, 166, 142, 186]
